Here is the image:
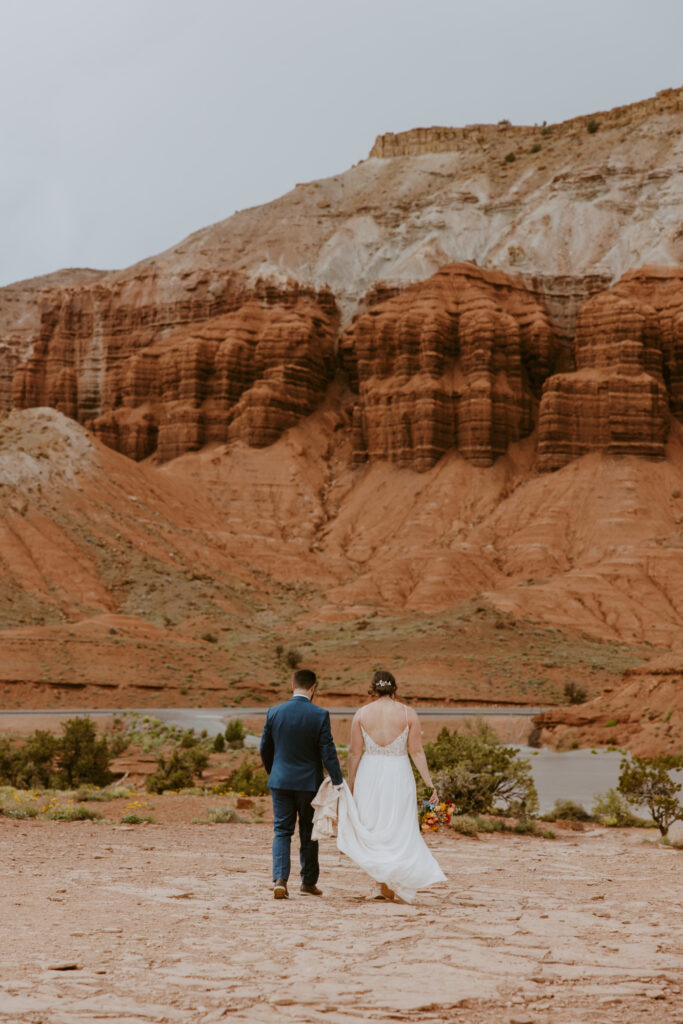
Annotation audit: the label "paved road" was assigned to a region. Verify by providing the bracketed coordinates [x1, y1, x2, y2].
[0, 703, 547, 747]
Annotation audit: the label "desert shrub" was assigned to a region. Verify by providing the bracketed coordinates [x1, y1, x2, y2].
[564, 681, 588, 705]
[450, 815, 479, 837]
[146, 750, 195, 793]
[225, 719, 245, 748]
[1, 802, 40, 819]
[617, 754, 683, 835]
[474, 816, 504, 833]
[109, 734, 129, 757]
[530, 142, 541, 153]
[200, 632, 218, 644]
[1, 720, 113, 790]
[592, 787, 647, 827]
[180, 730, 198, 749]
[45, 804, 102, 821]
[586, 118, 599, 133]
[514, 819, 555, 839]
[120, 813, 155, 824]
[285, 648, 302, 670]
[427, 724, 538, 817]
[541, 799, 592, 822]
[0, 730, 60, 788]
[57, 718, 113, 788]
[504, 152, 516, 163]
[74, 785, 133, 803]
[213, 733, 226, 753]
[201, 806, 244, 824]
[187, 747, 210, 778]
[497, 118, 511, 126]
[222, 759, 268, 796]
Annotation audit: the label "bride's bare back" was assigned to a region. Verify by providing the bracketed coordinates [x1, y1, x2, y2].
[347, 681, 437, 801]
[358, 697, 410, 746]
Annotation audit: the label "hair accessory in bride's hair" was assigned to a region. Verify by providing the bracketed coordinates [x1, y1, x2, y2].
[370, 670, 397, 696]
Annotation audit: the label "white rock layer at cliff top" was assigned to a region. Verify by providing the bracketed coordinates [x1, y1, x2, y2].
[143, 86, 683, 318]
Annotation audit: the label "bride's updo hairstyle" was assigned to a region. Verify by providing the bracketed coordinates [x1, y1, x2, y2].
[369, 669, 397, 697]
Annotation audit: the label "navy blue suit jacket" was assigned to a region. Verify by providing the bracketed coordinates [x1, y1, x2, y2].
[260, 695, 343, 791]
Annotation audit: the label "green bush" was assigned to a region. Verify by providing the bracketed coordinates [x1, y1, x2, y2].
[504, 152, 516, 163]
[1, 719, 115, 790]
[120, 813, 155, 825]
[213, 733, 226, 753]
[225, 719, 245, 748]
[427, 724, 538, 816]
[586, 118, 599, 133]
[146, 750, 195, 793]
[187, 747, 210, 778]
[592, 787, 647, 827]
[222, 759, 268, 796]
[0, 731, 59, 788]
[617, 754, 683, 835]
[200, 632, 218, 644]
[180, 730, 198, 749]
[541, 799, 592, 822]
[57, 718, 113, 788]
[530, 142, 541, 153]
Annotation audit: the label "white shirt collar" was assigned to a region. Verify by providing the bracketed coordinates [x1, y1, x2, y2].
[292, 692, 311, 701]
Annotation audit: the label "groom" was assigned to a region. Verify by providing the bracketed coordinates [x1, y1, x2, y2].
[260, 668, 343, 900]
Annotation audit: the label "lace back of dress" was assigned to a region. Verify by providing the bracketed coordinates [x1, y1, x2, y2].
[361, 724, 409, 757]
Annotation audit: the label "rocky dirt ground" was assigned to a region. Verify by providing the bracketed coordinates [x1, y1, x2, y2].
[1, 821, 681, 1024]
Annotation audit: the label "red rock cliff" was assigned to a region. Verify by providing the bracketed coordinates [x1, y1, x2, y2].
[538, 266, 683, 470]
[340, 263, 557, 469]
[12, 271, 339, 461]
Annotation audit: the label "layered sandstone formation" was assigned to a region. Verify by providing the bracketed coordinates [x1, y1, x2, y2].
[340, 263, 557, 469]
[537, 266, 683, 469]
[11, 274, 338, 461]
[7, 263, 683, 471]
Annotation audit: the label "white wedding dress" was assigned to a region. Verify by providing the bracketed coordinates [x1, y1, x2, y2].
[334, 719, 447, 903]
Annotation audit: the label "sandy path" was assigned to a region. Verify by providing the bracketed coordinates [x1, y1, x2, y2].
[0, 822, 681, 1023]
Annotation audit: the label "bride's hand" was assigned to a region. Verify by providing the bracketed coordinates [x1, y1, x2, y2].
[429, 788, 438, 804]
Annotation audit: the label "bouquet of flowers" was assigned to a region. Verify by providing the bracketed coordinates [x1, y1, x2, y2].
[420, 799, 456, 833]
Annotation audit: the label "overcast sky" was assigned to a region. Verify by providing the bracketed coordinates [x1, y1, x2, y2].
[1, 0, 681, 287]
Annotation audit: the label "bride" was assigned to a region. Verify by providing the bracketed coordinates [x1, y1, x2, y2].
[335, 669, 446, 903]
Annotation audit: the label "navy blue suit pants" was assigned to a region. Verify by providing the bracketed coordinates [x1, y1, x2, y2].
[270, 787, 318, 885]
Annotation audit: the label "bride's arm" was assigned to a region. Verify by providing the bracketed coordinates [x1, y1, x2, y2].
[407, 709, 438, 803]
[347, 712, 364, 793]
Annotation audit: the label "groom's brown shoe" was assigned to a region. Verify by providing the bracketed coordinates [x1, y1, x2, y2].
[300, 884, 322, 896]
[273, 879, 289, 899]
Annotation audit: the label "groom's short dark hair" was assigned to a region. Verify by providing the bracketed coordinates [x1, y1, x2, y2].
[293, 668, 317, 690]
